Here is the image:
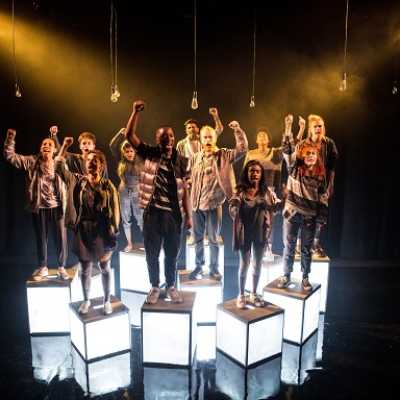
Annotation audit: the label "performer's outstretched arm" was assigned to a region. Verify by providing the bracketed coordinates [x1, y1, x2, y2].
[4, 129, 36, 170]
[209, 107, 224, 136]
[125, 100, 145, 147]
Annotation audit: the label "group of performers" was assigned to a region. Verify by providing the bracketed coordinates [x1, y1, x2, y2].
[4, 100, 338, 314]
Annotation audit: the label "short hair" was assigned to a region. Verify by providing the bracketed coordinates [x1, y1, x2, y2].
[307, 114, 326, 137]
[41, 137, 57, 146]
[78, 131, 96, 144]
[89, 149, 107, 172]
[256, 128, 272, 142]
[184, 119, 200, 129]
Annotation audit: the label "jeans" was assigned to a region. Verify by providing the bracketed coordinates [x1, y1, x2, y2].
[120, 188, 143, 243]
[143, 207, 182, 287]
[282, 212, 317, 277]
[31, 206, 67, 268]
[192, 206, 222, 272]
[238, 242, 265, 295]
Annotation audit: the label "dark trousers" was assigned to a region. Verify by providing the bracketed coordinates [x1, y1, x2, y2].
[192, 206, 222, 272]
[143, 207, 182, 287]
[31, 207, 67, 268]
[282, 212, 317, 277]
[238, 242, 265, 295]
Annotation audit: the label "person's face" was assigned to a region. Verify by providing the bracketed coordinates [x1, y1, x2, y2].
[86, 152, 103, 176]
[248, 164, 262, 184]
[156, 128, 175, 154]
[185, 123, 199, 140]
[309, 119, 324, 137]
[123, 145, 135, 161]
[256, 131, 270, 148]
[79, 138, 95, 155]
[40, 139, 56, 158]
[200, 128, 217, 151]
[303, 148, 318, 167]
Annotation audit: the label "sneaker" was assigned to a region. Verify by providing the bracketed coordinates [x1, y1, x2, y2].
[57, 267, 69, 280]
[167, 287, 183, 303]
[78, 300, 91, 314]
[312, 244, 327, 258]
[189, 267, 203, 280]
[209, 270, 222, 281]
[236, 294, 246, 309]
[302, 277, 312, 291]
[123, 243, 133, 252]
[146, 287, 161, 304]
[103, 301, 112, 315]
[217, 235, 224, 245]
[33, 266, 49, 281]
[277, 275, 290, 289]
[187, 235, 195, 246]
[249, 293, 265, 307]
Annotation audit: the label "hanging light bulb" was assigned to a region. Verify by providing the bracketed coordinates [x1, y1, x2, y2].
[249, 95, 255, 108]
[15, 82, 22, 98]
[392, 81, 398, 95]
[339, 72, 347, 92]
[110, 84, 120, 103]
[191, 90, 198, 110]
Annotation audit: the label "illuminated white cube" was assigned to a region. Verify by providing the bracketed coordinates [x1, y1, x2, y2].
[120, 289, 147, 327]
[178, 270, 223, 324]
[27, 268, 75, 334]
[196, 325, 216, 361]
[263, 279, 321, 344]
[316, 314, 325, 362]
[72, 346, 131, 396]
[69, 296, 131, 361]
[281, 330, 318, 385]
[245, 255, 282, 294]
[186, 243, 224, 273]
[143, 365, 195, 400]
[120, 249, 165, 292]
[216, 299, 284, 367]
[292, 255, 330, 313]
[70, 264, 115, 302]
[142, 291, 196, 366]
[30, 334, 73, 382]
[215, 350, 281, 400]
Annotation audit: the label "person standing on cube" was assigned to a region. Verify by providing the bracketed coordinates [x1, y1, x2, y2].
[125, 100, 192, 305]
[229, 160, 277, 309]
[188, 120, 248, 281]
[277, 115, 328, 291]
[4, 128, 68, 281]
[56, 138, 119, 315]
[109, 128, 143, 252]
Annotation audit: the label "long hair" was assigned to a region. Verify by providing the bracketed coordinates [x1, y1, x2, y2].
[236, 159, 268, 196]
[307, 114, 326, 138]
[296, 144, 325, 180]
[117, 141, 132, 179]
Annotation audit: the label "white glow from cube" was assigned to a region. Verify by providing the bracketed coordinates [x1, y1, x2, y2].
[69, 309, 86, 358]
[196, 325, 216, 361]
[316, 314, 325, 362]
[27, 287, 71, 333]
[186, 244, 224, 272]
[72, 348, 131, 396]
[263, 291, 304, 344]
[142, 311, 192, 365]
[302, 289, 321, 342]
[120, 289, 147, 326]
[216, 309, 247, 365]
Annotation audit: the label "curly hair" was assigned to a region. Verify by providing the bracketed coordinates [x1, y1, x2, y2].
[236, 159, 268, 196]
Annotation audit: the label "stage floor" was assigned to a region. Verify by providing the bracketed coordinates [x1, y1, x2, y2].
[0, 258, 399, 399]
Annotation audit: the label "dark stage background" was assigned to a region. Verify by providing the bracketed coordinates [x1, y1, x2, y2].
[0, 0, 399, 263]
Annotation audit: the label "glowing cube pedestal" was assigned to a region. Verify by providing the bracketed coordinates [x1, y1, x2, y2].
[144, 365, 195, 400]
[72, 347, 131, 397]
[281, 330, 318, 385]
[142, 291, 196, 367]
[69, 296, 131, 361]
[120, 289, 147, 327]
[216, 299, 284, 367]
[216, 350, 281, 400]
[70, 264, 115, 302]
[178, 270, 223, 325]
[27, 268, 76, 334]
[30, 334, 73, 382]
[120, 248, 165, 293]
[292, 255, 330, 313]
[263, 279, 321, 344]
[186, 242, 224, 273]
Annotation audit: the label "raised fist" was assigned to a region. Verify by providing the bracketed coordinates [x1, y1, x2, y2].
[209, 107, 218, 116]
[298, 116, 306, 129]
[228, 120, 240, 130]
[133, 100, 145, 112]
[63, 137, 74, 148]
[7, 128, 16, 139]
[49, 126, 58, 135]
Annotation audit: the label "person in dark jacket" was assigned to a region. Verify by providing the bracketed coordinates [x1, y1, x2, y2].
[229, 160, 277, 309]
[4, 128, 68, 281]
[56, 137, 120, 315]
